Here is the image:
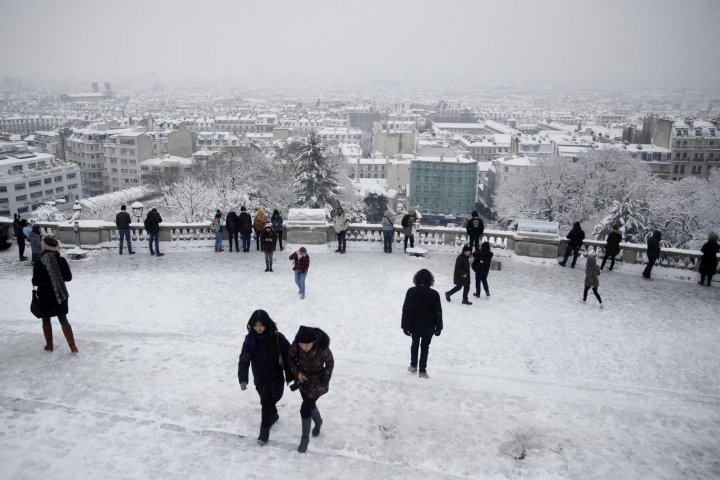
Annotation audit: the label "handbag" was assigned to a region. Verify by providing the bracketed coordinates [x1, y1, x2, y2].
[30, 290, 43, 318]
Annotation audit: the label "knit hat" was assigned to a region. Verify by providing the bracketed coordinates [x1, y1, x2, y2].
[462, 244, 472, 253]
[295, 326, 317, 344]
[42, 237, 60, 252]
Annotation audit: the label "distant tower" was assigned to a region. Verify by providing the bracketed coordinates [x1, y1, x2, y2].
[91, 82, 98, 93]
[104, 83, 112, 95]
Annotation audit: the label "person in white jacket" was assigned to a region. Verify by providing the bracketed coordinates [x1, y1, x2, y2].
[332, 207, 349, 254]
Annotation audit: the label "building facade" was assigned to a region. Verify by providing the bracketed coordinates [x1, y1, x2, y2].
[408, 156, 478, 215]
[103, 131, 154, 191]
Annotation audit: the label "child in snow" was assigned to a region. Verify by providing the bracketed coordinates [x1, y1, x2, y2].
[287, 326, 334, 453]
[238, 310, 291, 445]
[583, 254, 603, 307]
[289, 247, 310, 299]
[261, 225, 277, 272]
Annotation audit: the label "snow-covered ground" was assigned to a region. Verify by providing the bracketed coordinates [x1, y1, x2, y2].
[1, 241, 719, 479]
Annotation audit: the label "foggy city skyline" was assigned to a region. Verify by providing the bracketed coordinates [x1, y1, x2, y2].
[2, 0, 720, 89]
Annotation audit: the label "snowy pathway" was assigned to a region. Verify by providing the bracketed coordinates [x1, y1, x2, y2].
[1, 243, 719, 479]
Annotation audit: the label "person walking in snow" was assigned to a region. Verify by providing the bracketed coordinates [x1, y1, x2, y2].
[472, 241, 493, 298]
[333, 207, 349, 253]
[445, 245, 473, 305]
[466, 211, 484, 251]
[261, 225, 277, 272]
[600, 223, 623, 271]
[287, 326, 334, 453]
[582, 253, 603, 307]
[401, 212, 417, 251]
[143, 208, 164, 256]
[13, 215, 27, 261]
[559, 222, 585, 268]
[225, 208, 240, 252]
[381, 209, 395, 253]
[271, 209, 285, 251]
[698, 232, 719, 286]
[28, 225, 43, 265]
[115, 204, 135, 255]
[642, 230, 662, 279]
[239, 206, 253, 252]
[253, 208, 267, 251]
[289, 247, 310, 299]
[402, 269, 442, 379]
[32, 237, 78, 353]
[238, 309, 291, 446]
[211, 209, 225, 252]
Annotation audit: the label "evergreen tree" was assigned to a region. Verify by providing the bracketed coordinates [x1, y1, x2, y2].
[363, 192, 388, 223]
[292, 131, 341, 209]
[592, 196, 650, 243]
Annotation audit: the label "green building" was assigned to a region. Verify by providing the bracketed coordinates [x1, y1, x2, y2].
[408, 156, 478, 215]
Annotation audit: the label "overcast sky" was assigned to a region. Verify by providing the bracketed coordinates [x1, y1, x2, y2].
[2, 0, 719, 88]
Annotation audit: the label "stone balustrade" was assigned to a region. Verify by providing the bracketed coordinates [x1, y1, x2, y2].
[0, 217, 711, 271]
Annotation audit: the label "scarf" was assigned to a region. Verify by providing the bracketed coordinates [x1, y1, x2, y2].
[41, 252, 69, 305]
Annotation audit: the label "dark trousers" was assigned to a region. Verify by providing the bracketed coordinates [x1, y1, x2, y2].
[562, 245, 581, 266]
[382, 230, 393, 252]
[258, 383, 283, 427]
[700, 274, 713, 285]
[228, 231, 239, 251]
[600, 251, 616, 270]
[42, 314, 69, 326]
[583, 286, 602, 303]
[468, 233, 481, 251]
[475, 271, 489, 295]
[403, 234, 414, 250]
[18, 236, 26, 259]
[255, 232, 262, 250]
[643, 256, 657, 277]
[148, 232, 160, 254]
[119, 228, 133, 253]
[241, 232, 252, 251]
[336, 231, 346, 251]
[410, 333, 433, 373]
[299, 393, 317, 419]
[447, 283, 470, 301]
[274, 230, 283, 250]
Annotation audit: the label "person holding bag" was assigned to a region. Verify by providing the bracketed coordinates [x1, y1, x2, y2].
[31, 237, 77, 353]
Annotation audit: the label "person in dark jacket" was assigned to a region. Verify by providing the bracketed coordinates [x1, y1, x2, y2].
[261, 225, 277, 272]
[289, 247, 310, 299]
[582, 254, 603, 307]
[238, 206, 253, 252]
[642, 230, 662, 279]
[238, 309, 291, 445]
[28, 225, 43, 265]
[225, 208, 240, 252]
[143, 208, 164, 256]
[13, 215, 28, 261]
[600, 224, 622, 271]
[32, 237, 77, 353]
[466, 211, 484, 251]
[401, 212, 416, 251]
[472, 241, 494, 297]
[698, 232, 719, 286]
[271, 209, 284, 251]
[115, 205, 135, 255]
[445, 245, 473, 305]
[559, 222, 585, 268]
[288, 326, 334, 453]
[402, 269, 442, 378]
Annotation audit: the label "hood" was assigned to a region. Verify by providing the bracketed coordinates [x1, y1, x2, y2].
[652, 230, 662, 240]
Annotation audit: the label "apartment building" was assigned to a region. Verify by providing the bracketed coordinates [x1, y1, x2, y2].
[317, 127, 362, 145]
[408, 156, 478, 215]
[64, 125, 118, 196]
[140, 155, 194, 184]
[35, 130, 67, 160]
[103, 131, 154, 191]
[459, 135, 512, 162]
[349, 158, 387, 180]
[0, 115, 66, 137]
[0, 142, 82, 216]
[665, 120, 719, 180]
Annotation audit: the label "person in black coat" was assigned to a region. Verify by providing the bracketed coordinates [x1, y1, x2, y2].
[699, 232, 719, 286]
[559, 222, 585, 268]
[445, 245, 473, 304]
[143, 208, 164, 256]
[466, 211, 484, 251]
[13, 214, 28, 260]
[472, 241, 494, 297]
[238, 206, 253, 252]
[32, 237, 77, 353]
[402, 269, 442, 378]
[238, 309, 291, 445]
[225, 209, 240, 252]
[600, 224, 623, 271]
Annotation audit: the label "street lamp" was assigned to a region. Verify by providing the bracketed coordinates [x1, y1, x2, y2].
[131, 201, 144, 224]
[73, 202, 81, 248]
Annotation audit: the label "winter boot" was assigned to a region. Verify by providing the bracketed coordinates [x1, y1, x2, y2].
[270, 412, 279, 426]
[310, 408, 323, 437]
[297, 417, 312, 453]
[462, 299, 473, 305]
[258, 425, 270, 445]
[42, 324, 53, 351]
[61, 324, 78, 353]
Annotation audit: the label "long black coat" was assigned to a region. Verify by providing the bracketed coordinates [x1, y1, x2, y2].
[225, 212, 239, 233]
[144, 210, 162, 233]
[401, 285, 443, 337]
[605, 229, 623, 257]
[566, 225, 585, 248]
[238, 331, 291, 394]
[453, 254, 471, 285]
[32, 251, 72, 318]
[699, 240, 719, 275]
[472, 249, 494, 274]
[238, 211, 253, 233]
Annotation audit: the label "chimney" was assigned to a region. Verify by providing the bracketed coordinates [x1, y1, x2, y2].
[91, 82, 98, 93]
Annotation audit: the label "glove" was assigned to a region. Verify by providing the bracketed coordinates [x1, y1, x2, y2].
[403, 329, 412, 336]
[240, 382, 247, 390]
[434, 330, 441, 337]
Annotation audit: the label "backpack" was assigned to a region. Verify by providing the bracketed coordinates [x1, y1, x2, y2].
[143, 217, 151, 231]
[210, 218, 220, 233]
[401, 215, 410, 228]
[471, 257, 481, 272]
[254, 218, 265, 232]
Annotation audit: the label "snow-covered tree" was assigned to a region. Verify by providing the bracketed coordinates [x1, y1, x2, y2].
[159, 177, 216, 222]
[592, 196, 650, 243]
[31, 204, 69, 222]
[363, 192, 388, 223]
[292, 131, 341, 209]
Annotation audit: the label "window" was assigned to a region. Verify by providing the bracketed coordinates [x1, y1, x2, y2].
[54, 176, 62, 182]
[16, 194, 27, 201]
[66, 173, 76, 179]
[0, 186, 6, 192]
[45, 189, 53, 195]
[68, 184, 77, 190]
[14, 183, 26, 191]
[55, 187, 64, 193]
[30, 191, 43, 198]
[29, 180, 41, 187]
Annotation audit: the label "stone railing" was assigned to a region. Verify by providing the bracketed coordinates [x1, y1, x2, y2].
[0, 217, 710, 271]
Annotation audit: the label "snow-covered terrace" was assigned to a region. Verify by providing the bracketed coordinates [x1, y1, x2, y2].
[1, 244, 718, 479]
